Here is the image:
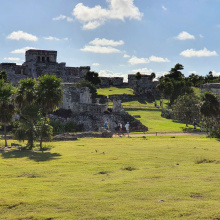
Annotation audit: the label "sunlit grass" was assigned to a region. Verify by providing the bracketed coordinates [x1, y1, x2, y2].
[97, 86, 134, 97]
[0, 136, 219, 219]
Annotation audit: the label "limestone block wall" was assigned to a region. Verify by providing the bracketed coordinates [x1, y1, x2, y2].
[99, 77, 124, 87]
[201, 83, 220, 96]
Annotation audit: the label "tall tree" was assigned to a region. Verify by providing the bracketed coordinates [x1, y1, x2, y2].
[37, 74, 63, 150]
[84, 71, 101, 85]
[174, 93, 201, 126]
[15, 78, 39, 149]
[0, 78, 15, 147]
[200, 92, 220, 137]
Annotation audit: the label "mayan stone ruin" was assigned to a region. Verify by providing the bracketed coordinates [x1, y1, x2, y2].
[0, 49, 152, 132]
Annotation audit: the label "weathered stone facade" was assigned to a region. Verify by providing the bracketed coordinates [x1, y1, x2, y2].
[0, 49, 90, 84]
[201, 83, 220, 97]
[99, 77, 124, 87]
[60, 83, 108, 113]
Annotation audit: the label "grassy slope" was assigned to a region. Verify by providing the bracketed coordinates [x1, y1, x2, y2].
[97, 87, 195, 133]
[0, 137, 219, 219]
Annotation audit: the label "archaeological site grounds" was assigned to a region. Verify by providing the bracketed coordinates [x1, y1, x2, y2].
[0, 50, 220, 219]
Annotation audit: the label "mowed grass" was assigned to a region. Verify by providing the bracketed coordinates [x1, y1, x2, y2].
[0, 136, 219, 219]
[97, 87, 134, 97]
[97, 87, 193, 133]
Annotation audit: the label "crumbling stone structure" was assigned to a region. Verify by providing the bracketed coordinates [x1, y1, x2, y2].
[0, 49, 90, 84]
[201, 83, 220, 97]
[99, 77, 124, 87]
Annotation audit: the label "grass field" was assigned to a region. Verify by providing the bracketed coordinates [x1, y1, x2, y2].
[97, 87, 195, 133]
[0, 136, 219, 219]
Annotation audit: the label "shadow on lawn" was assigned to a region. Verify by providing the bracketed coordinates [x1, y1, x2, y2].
[1, 150, 61, 162]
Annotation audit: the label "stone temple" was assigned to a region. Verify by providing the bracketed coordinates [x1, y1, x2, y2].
[0, 49, 149, 133]
[0, 49, 90, 84]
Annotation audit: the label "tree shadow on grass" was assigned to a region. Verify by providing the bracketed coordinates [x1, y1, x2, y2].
[1, 150, 61, 162]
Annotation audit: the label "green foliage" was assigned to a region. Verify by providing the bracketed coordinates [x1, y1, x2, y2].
[37, 118, 53, 142]
[0, 75, 16, 146]
[84, 71, 101, 85]
[37, 74, 63, 113]
[158, 64, 193, 105]
[0, 70, 8, 82]
[201, 92, 220, 117]
[135, 72, 142, 80]
[50, 120, 81, 134]
[173, 93, 201, 126]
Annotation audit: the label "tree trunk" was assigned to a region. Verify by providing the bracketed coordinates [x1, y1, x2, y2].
[4, 125, 7, 147]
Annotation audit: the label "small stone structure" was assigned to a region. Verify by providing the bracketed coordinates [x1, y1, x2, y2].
[201, 83, 220, 97]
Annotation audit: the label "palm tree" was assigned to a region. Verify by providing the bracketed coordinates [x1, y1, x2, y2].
[15, 78, 39, 149]
[0, 79, 15, 147]
[37, 74, 63, 150]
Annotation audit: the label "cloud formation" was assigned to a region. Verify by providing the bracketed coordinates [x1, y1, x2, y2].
[128, 55, 170, 65]
[176, 31, 195, 40]
[81, 38, 123, 54]
[11, 47, 37, 54]
[99, 69, 128, 81]
[73, 0, 143, 30]
[7, 31, 38, 41]
[52, 14, 73, 22]
[3, 57, 21, 61]
[132, 67, 153, 74]
[44, 36, 68, 41]
[180, 48, 218, 57]
[92, 63, 100, 66]
[162, 6, 167, 11]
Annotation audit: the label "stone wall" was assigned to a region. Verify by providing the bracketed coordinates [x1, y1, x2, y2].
[49, 111, 148, 132]
[201, 83, 220, 97]
[0, 49, 90, 84]
[60, 84, 108, 113]
[99, 77, 124, 87]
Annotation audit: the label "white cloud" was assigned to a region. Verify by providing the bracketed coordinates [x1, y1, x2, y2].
[81, 38, 123, 54]
[149, 56, 170, 63]
[7, 31, 38, 41]
[44, 36, 68, 41]
[176, 31, 195, 40]
[199, 34, 204, 38]
[128, 55, 170, 65]
[11, 47, 37, 54]
[162, 6, 167, 11]
[132, 68, 153, 74]
[128, 56, 149, 65]
[180, 48, 218, 57]
[99, 69, 127, 81]
[3, 57, 20, 61]
[92, 63, 100, 66]
[53, 14, 73, 22]
[123, 54, 130, 58]
[90, 38, 124, 47]
[44, 36, 60, 41]
[211, 71, 220, 76]
[73, 0, 143, 30]
[53, 14, 67, 21]
[66, 17, 74, 22]
[81, 45, 121, 54]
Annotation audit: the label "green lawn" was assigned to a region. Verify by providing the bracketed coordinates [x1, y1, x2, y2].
[97, 87, 194, 133]
[97, 86, 134, 97]
[0, 136, 219, 219]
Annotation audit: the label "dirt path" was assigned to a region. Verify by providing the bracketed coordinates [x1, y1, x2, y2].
[114, 132, 206, 137]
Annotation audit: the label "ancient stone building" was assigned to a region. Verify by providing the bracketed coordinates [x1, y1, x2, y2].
[0, 49, 90, 84]
[99, 77, 124, 87]
[201, 83, 220, 97]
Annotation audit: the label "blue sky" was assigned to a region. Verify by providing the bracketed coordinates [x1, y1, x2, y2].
[1, 0, 220, 81]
